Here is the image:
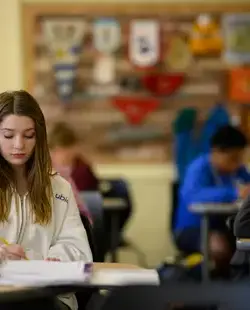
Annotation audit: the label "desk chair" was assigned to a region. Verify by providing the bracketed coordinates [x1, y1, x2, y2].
[80, 191, 105, 262]
[100, 283, 250, 310]
[80, 191, 104, 225]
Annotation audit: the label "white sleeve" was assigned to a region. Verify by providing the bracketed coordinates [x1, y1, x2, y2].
[48, 187, 93, 262]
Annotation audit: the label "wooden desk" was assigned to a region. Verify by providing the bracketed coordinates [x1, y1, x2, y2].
[0, 263, 148, 292]
[103, 198, 126, 210]
[0, 262, 158, 309]
[0, 286, 28, 292]
[94, 263, 141, 271]
[92, 262, 158, 287]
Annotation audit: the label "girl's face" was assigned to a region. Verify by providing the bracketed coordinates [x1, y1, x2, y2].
[0, 114, 36, 167]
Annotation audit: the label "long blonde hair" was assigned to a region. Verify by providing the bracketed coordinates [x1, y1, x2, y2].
[0, 90, 53, 225]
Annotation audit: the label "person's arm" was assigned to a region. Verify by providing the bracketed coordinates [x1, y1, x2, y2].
[72, 159, 99, 191]
[47, 187, 93, 262]
[234, 195, 250, 238]
[182, 163, 238, 204]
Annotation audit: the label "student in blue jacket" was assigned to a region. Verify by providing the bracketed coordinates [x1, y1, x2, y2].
[174, 125, 250, 269]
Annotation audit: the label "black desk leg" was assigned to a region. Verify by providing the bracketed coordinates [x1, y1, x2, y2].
[110, 212, 119, 262]
[201, 214, 209, 282]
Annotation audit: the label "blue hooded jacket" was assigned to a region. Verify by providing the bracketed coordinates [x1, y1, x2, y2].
[174, 155, 250, 230]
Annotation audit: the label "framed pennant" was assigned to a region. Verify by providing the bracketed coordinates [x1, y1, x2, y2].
[189, 14, 222, 55]
[112, 96, 160, 125]
[223, 14, 250, 64]
[43, 18, 86, 102]
[229, 68, 250, 103]
[88, 54, 119, 96]
[93, 18, 121, 54]
[129, 20, 160, 68]
[92, 55, 116, 85]
[165, 35, 192, 71]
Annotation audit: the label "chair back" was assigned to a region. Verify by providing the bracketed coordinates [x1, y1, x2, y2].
[100, 283, 250, 310]
[170, 181, 180, 233]
[99, 178, 132, 216]
[80, 191, 103, 223]
[80, 191, 106, 262]
[80, 214, 97, 261]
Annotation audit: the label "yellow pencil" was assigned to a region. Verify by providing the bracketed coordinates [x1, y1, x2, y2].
[0, 237, 28, 260]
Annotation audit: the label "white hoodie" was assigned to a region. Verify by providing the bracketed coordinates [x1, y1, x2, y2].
[0, 173, 93, 309]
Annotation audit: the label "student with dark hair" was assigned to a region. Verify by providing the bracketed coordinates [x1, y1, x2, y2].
[174, 125, 250, 272]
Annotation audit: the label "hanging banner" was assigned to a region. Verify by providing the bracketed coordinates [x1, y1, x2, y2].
[92, 55, 116, 85]
[189, 14, 222, 56]
[88, 55, 119, 96]
[112, 96, 160, 125]
[93, 18, 121, 54]
[165, 35, 192, 70]
[229, 68, 250, 103]
[223, 14, 250, 64]
[142, 73, 184, 96]
[129, 20, 160, 68]
[43, 18, 86, 102]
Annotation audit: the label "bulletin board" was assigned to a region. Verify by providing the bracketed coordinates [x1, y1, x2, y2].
[22, 4, 250, 164]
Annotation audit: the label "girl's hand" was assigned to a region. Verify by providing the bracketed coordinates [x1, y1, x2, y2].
[3, 244, 26, 260]
[0, 245, 7, 260]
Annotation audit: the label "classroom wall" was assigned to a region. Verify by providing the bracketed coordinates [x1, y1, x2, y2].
[1, 0, 249, 266]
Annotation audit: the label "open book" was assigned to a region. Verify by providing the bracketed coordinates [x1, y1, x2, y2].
[0, 260, 93, 286]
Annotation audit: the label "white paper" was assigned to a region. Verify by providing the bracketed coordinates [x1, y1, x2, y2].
[0, 260, 91, 286]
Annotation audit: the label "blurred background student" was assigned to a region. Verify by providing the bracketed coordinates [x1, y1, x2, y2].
[49, 122, 133, 260]
[48, 122, 105, 261]
[49, 122, 99, 192]
[174, 125, 250, 275]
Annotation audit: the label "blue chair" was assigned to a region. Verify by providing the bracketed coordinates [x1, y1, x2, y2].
[80, 191, 103, 224]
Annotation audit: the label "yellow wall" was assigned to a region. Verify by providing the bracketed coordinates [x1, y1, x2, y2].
[1, 0, 249, 266]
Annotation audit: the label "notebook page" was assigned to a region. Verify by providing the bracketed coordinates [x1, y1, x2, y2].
[0, 260, 92, 286]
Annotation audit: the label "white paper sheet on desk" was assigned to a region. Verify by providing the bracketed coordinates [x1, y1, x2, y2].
[0, 261, 92, 286]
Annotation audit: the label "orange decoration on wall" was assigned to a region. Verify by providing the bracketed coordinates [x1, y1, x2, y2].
[229, 68, 250, 103]
[189, 14, 222, 55]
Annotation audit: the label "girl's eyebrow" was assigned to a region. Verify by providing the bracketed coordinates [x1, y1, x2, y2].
[1, 128, 34, 132]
